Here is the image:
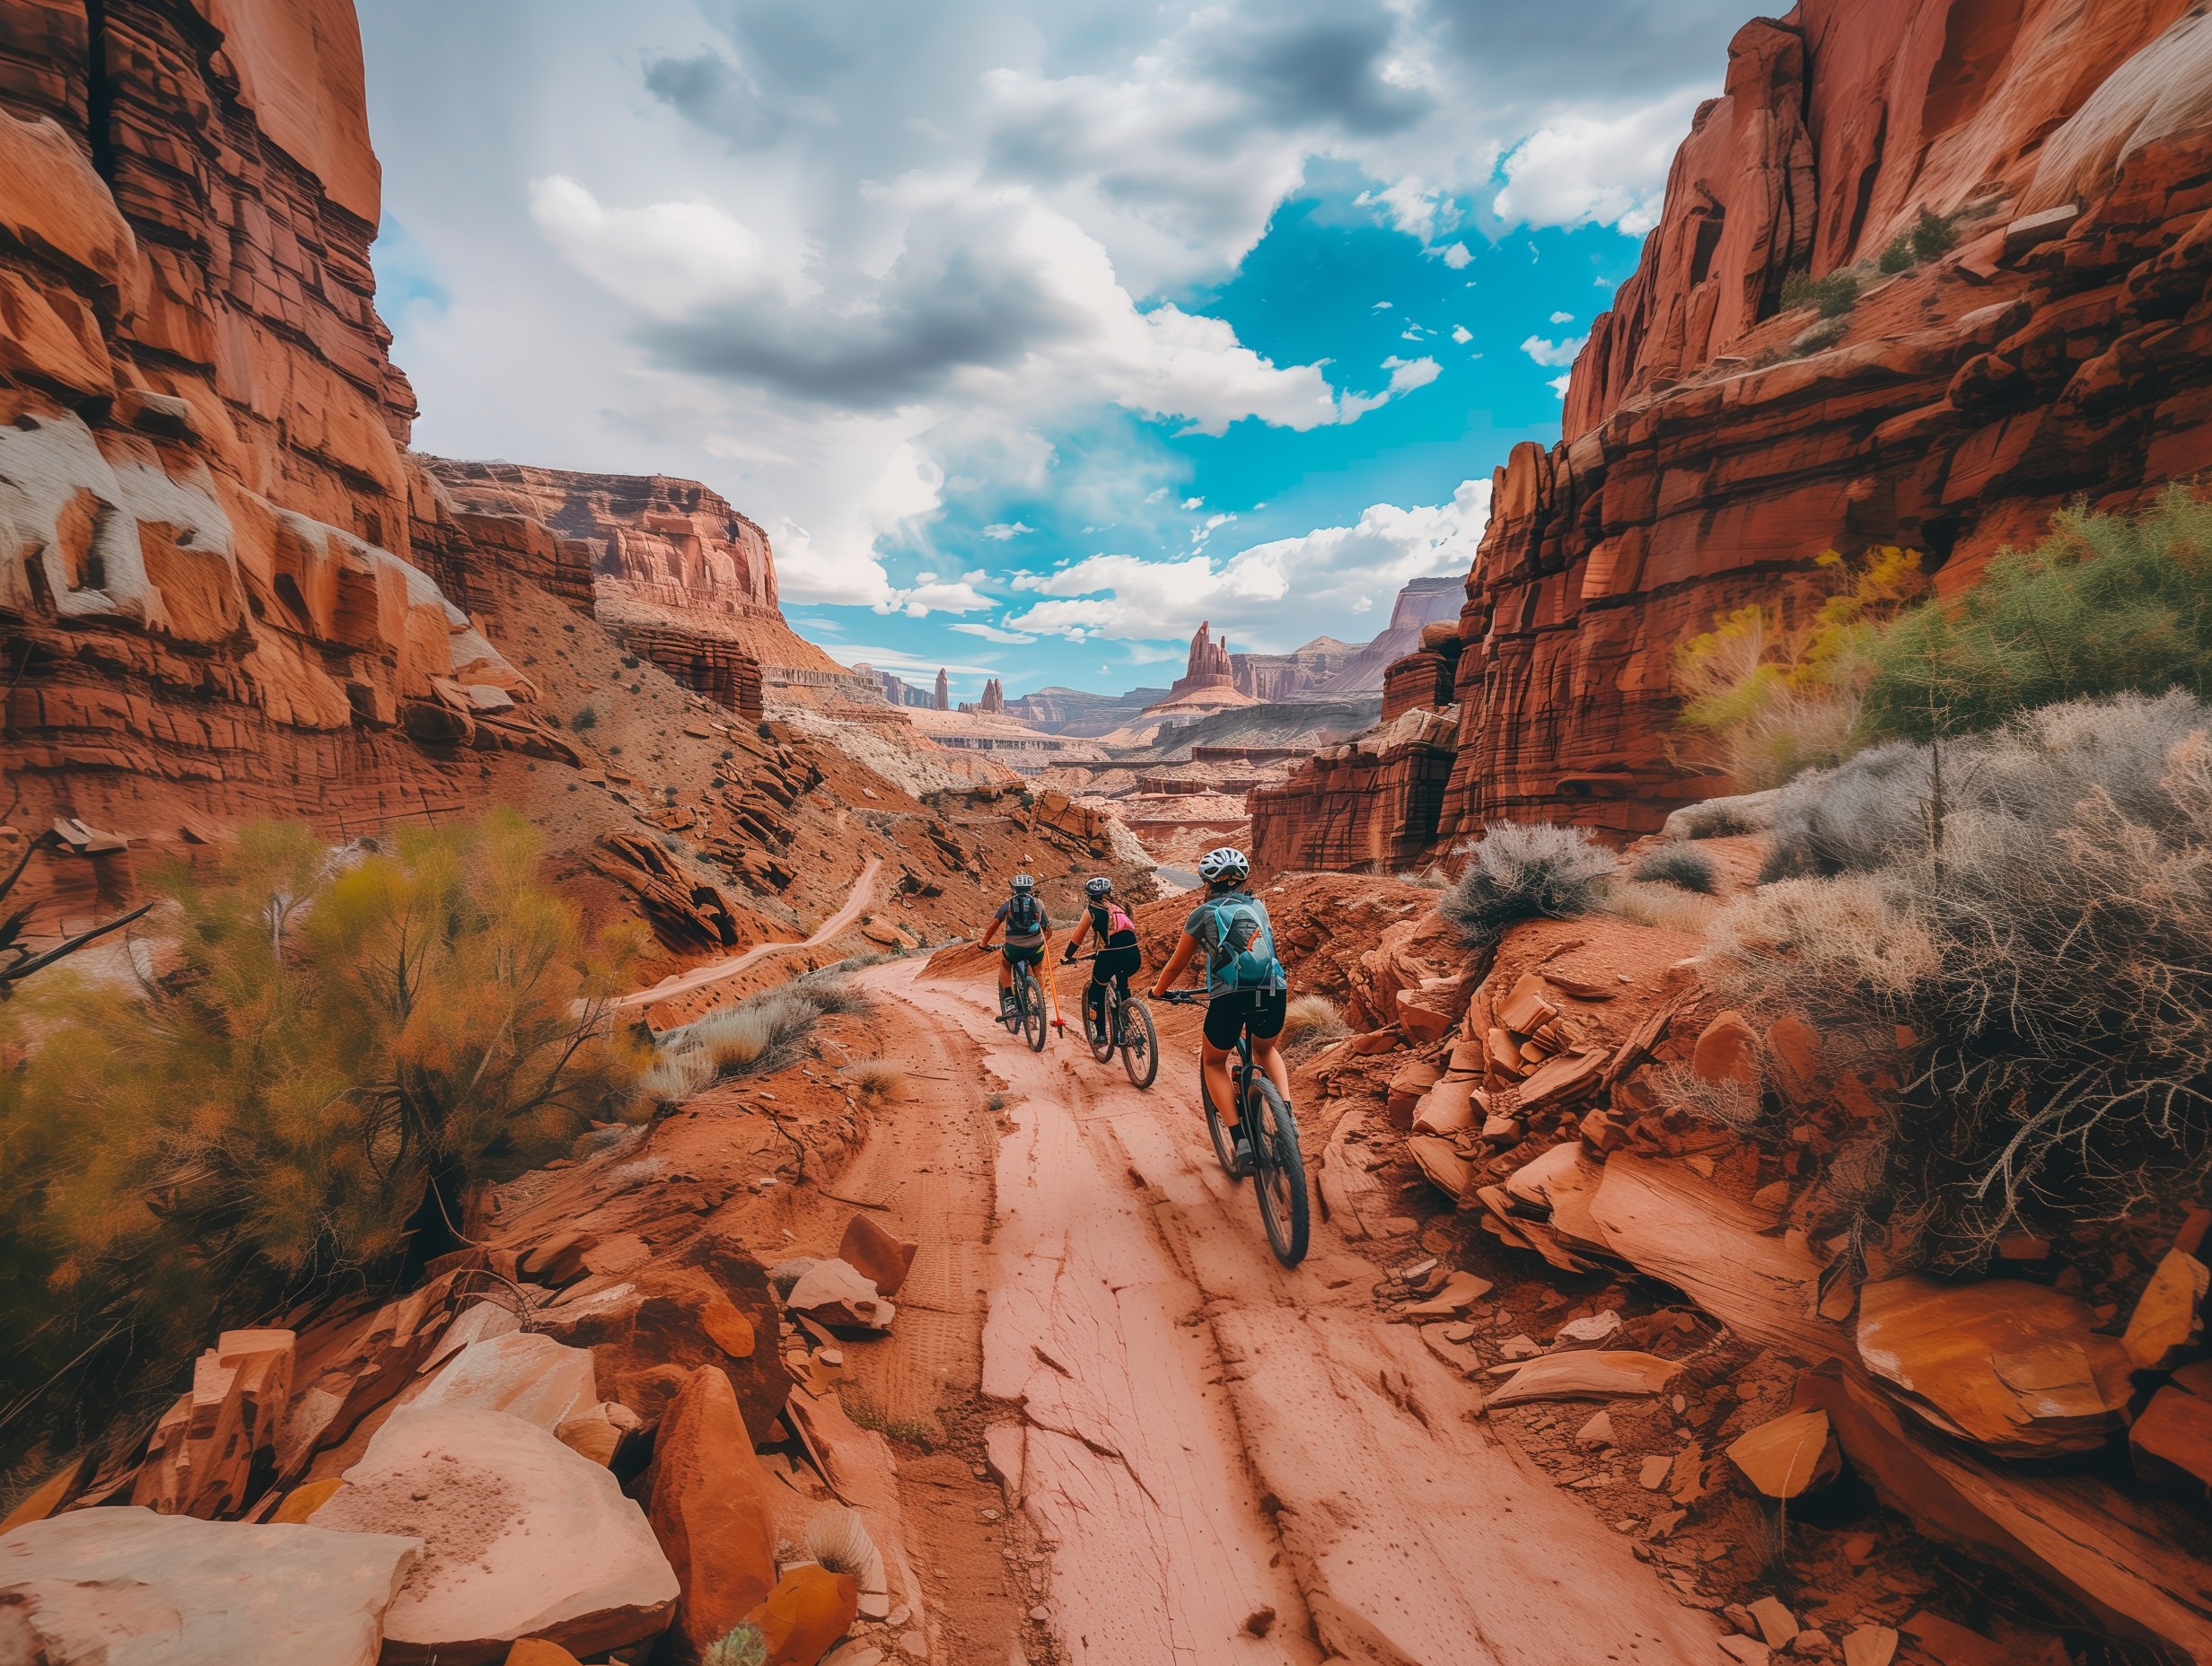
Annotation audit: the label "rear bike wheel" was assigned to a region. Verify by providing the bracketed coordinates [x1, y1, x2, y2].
[1019, 965, 1048, 1052]
[1087, 984, 1116, 1063]
[1200, 1072, 1243, 1180]
[1119, 995, 1158, 1089]
[1246, 1076, 1310, 1267]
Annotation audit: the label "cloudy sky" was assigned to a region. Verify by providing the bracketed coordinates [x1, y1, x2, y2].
[358, 0, 1744, 700]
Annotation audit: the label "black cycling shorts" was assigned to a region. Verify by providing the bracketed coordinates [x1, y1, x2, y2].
[1001, 943, 1045, 966]
[1203, 988, 1287, 1049]
[1088, 945, 1142, 986]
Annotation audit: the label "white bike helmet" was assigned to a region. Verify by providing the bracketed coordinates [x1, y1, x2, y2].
[1198, 846, 1250, 884]
[1010, 873, 1035, 890]
[1084, 875, 1114, 898]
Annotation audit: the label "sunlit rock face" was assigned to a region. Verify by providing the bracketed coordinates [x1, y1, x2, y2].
[1258, 0, 2212, 862]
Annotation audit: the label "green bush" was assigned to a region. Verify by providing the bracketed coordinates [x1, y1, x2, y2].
[1909, 206, 1958, 263]
[572, 705, 598, 731]
[1862, 487, 2212, 741]
[1877, 209, 1958, 276]
[0, 815, 645, 1469]
[1780, 268, 1860, 319]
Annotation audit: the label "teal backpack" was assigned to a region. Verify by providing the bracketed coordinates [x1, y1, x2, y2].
[1205, 895, 1286, 994]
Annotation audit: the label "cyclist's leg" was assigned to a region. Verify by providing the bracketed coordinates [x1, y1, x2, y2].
[1085, 966, 1109, 1030]
[996, 948, 1014, 990]
[1199, 1039, 1238, 1126]
[1248, 989, 1292, 1098]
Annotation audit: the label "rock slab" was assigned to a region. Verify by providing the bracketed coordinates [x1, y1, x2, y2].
[314, 1406, 676, 1665]
[0, 1505, 419, 1666]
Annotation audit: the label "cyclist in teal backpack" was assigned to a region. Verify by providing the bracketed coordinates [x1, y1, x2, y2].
[1149, 846, 1288, 1171]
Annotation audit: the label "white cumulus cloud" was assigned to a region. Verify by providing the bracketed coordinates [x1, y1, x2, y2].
[1001, 478, 1491, 649]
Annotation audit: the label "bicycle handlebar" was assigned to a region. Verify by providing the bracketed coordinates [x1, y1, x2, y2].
[1154, 989, 1207, 1006]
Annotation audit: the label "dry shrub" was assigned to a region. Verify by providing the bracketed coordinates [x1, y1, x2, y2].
[1281, 994, 1347, 1046]
[804, 1508, 877, 1576]
[1441, 822, 1617, 968]
[1632, 844, 1719, 894]
[1604, 880, 1722, 935]
[1704, 692, 2212, 1267]
[841, 1058, 907, 1105]
[646, 979, 852, 1108]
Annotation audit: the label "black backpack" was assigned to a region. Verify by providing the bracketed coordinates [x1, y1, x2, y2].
[1006, 890, 1043, 934]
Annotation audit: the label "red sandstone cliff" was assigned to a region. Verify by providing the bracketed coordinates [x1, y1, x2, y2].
[1257, 0, 2212, 864]
[419, 459, 852, 697]
[0, 0, 577, 856]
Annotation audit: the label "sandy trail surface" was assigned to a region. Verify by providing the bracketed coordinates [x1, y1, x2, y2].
[859, 955, 1722, 1666]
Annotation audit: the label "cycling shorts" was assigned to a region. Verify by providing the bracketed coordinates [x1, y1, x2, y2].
[1001, 942, 1045, 966]
[1087, 945, 1142, 986]
[1203, 988, 1287, 1050]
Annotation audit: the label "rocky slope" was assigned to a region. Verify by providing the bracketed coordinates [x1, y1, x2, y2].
[1257, 0, 2212, 860]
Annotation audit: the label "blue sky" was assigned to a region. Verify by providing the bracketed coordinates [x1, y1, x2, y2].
[359, 0, 1744, 701]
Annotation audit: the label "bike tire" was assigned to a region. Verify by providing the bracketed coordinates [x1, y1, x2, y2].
[1087, 985, 1116, 1063]
[1120, 996, 1158, 1089]
[1200, 1074, 1243, 1180]
[1247, 1076, 1310, 1267]
[1020, 967, 1048, 1052]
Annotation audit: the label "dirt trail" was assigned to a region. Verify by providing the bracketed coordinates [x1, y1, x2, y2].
[864, 956, 1724, 1666]
[613, 856, 882, 1010]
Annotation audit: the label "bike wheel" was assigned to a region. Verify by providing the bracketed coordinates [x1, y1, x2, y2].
[1120, 997, 1158, 1089]
[1021, 967, 1048, 1052]
[1200, 1073, 1243, 1180]
[1246, 1076, 1310, 1267]
[1088, 986, 1116, 1063]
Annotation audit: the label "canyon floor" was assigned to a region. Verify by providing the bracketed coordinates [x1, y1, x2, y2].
[812, 953, 1724, 1666]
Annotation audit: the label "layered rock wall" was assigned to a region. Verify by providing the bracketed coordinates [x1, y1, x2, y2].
[1257, 0, 2212, 863]
[0, 0, 560, 851]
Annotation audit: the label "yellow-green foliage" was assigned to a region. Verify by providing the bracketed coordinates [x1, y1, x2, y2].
[0, 812, 645, 1467]
[1673, 547, 1927, 788]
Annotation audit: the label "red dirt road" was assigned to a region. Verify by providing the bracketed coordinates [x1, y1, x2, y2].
[868, 956, 1723, 1666]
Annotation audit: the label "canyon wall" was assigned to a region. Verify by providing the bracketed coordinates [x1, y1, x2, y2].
[0, 0, 577, 859]
[1256, 0, 2212, 864]
[419, 459, 847, 685]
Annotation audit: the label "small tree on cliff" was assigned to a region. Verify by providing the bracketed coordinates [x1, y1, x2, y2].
[1672, 547, 1927, 790]
[0, 813, 646, 1465]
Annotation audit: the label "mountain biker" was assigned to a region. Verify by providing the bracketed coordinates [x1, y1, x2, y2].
[1148, 846, 1289, 1171]
[1062, 875, 1142, 1043]
[979, 872, 1050, 1020]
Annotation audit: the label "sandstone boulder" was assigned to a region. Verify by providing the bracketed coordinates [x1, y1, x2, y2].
[129, 1327, 294, 1520]
[0, 1505, 419, 1666]
[744, 1565, 860, 1666]
[1855, 1276, 2134, 1457]
[410, 1331, 600, 1432]
[785, 1259, 896, 1333]
[535, 1258, 789, 1431]
[314, 1406, 677, 1664]
[837, 1214, 919, 1301]
[649, 1366, 779, 1664]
